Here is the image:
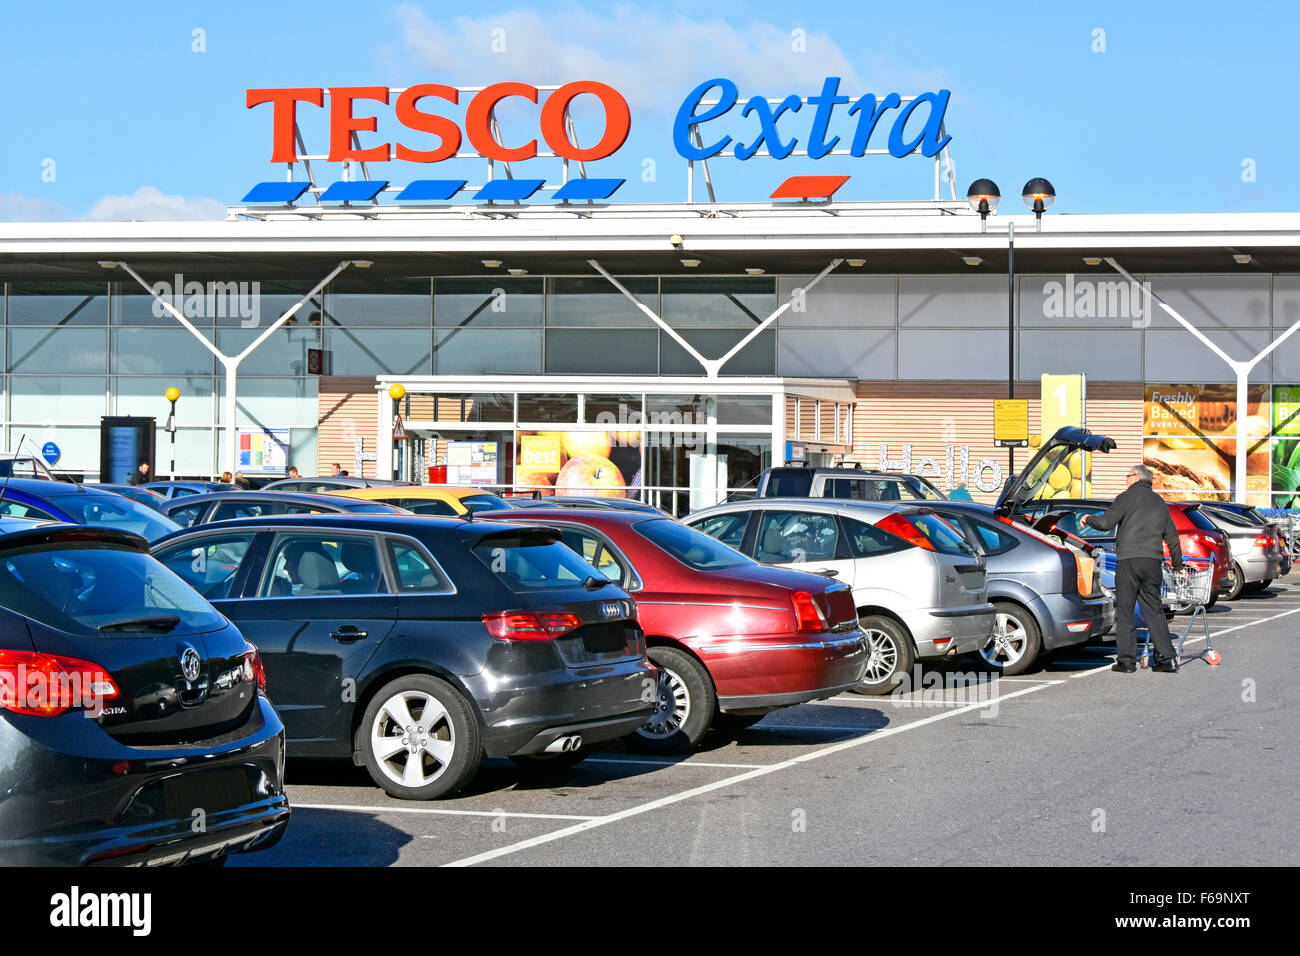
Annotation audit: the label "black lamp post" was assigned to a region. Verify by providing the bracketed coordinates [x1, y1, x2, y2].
[1022, 178, 1056, 231]
[966, 179, 1000, 233]
[389, 383, 406, 481]
[164, 386, 180, 480]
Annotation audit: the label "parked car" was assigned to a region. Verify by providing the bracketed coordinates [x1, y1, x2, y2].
[1194, 502, 1292, 579]
[0, 519, 289, 865]
[143, 480, 240, 499]
[261, 476, 414, 493]
[752, 465, 947, 502]
[1196, 504, 1286, 598]
[475, 508, 867, 750]
[509, 496, 669, 515]
[329, 485, 512, 517]
[161, 490, 410, 528]
[151, 514, 655, 799]
[96, 482, 168, 511]
[924, 501, 1113, 673]
[684, 498, 991, 693]
[1019, 498, 1231, 605]
[0, 453, 57, 480]
[0, 478, 180, 543]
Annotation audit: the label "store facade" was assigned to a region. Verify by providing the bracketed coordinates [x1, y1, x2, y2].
[5, 209, 1300, 511]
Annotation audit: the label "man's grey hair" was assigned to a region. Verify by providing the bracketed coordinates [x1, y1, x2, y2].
[1132, 463, 1154, 483]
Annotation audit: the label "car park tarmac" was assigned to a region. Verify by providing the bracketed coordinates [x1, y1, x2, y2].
[236, 584, 1300, 868]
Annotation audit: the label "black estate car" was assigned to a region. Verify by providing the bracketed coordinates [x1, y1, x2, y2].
[0, 518, 289, 866]
[151, 514, 656, 800]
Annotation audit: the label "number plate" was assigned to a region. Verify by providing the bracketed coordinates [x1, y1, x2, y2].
[163, 768, 252, 819]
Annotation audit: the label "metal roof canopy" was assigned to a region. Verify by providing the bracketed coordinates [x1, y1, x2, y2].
[5, 211, 1300, 280]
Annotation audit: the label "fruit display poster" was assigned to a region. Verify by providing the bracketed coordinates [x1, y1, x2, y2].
[1142, 385, 1270, 505]
[1271, 386, 1300, 507]
[514, 430, 641, 497]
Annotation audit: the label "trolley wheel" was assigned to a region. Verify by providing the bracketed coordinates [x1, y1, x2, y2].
[1206, 649, 1222, 666]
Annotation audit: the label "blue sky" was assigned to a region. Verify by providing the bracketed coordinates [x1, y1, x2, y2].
[0, 0, 1294, 220]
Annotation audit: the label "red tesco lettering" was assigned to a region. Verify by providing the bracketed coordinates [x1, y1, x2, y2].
[247, 82, 631, 164]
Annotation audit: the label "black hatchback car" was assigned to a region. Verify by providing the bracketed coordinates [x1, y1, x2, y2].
[151, 514, 656, 800]
[0, 518, 289, 866]
[161, 490, 409, 528]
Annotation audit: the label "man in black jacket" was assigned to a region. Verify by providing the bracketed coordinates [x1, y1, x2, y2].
[1081, 464, 1185, 673]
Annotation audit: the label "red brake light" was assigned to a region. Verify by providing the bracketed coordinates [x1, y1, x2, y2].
[876, 513, 936, 551]
[791, 591, 829, 632]
[1255, 535, 1274, 548]
[243, 642, 266, 692]
[482, 610, 582, 641]
[0, 650, 119, 717]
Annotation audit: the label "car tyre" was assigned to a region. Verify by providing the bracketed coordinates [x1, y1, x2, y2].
[851, 615, 915, 696]
[1222, 562, 1247, 601]
[627, 646, 714, 754]
[979, 603, 1042, 676]
[358, 674, 482, 800]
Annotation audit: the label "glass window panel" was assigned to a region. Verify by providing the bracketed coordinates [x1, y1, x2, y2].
[897, 329, 1005, 379]
[777, 328, 896, 378]
[409, 393, 513, 423]
[433, 328, 539, 374]
[154, 533, 257, 599]
[1146, 275, 1270, 330]
[584, 394, 643, 424]
[326, 277, 431, 326]
[691, 512, 750, 550]
[434, 277, 543, 327]
[114, 376, 214, 421]
[113, 280, 262, 327]
[330, 328, 432, 376]
[217, 377, 319, 427]
[1020, 274, 1151, 329]
[517, 394, 579, 423]
[152, 429, 216, 481]
[777, 275, 896, 327]
[216, 327, 322, 376]
[661, 277, 775, 328]
[546, 329, 658, 374]
[1145, 330, 1270, 383]
[754, 511, 839, 563]
[713, 434, 772, 492]
[7, 425, 100, 477]
[546, 277, 657, 327]
[1019, 330, 1142, 381]
[213, 285, 321, 328]
[660, 328, 775, 375]
[7, 285, 107, 325]
[387, 539, 453, 592]
[899, 276, 1005, 328]
[9, 327, 106, 374]
[111, 328, 214, 375]
[10, 377, 105, 422]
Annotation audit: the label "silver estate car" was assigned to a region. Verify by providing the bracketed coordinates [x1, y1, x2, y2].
[685, 498, 995, 694]
[1198, 504, 1286, 598]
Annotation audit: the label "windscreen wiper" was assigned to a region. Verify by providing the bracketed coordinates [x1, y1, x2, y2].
[97, 614, 181, 633]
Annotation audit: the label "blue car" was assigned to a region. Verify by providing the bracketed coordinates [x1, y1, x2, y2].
[0, 478, 180, 542]
[142, 481, 240, 499]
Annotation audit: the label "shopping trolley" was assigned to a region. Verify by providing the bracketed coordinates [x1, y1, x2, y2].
[1141, 559, 1221, 667]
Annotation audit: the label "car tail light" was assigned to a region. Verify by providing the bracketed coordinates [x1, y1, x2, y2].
[1186, 532, 1221, 555]
[1255, 534, 1274, 549]
[243, 642, 266, 692]
[791, 591, 829, 632]
[0, 650, 119, 717]
[876, 514, 935, 551]
[482, 610, 583, 641]
[1075, 553, 1094, 596]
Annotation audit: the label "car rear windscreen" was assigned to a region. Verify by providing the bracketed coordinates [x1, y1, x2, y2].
[0, 545, 226, 637]
[766, 470, 813, 497]
[909, 513, 977, 557]
[471, 534, 607, 591]
[635, 518, 753, 570]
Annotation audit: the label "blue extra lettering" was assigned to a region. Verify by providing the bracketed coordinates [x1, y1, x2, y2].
[674, 78, 739, 160]
[805, 77, 849, 159]
[734, 94, 803, 160]
[847, 92, 901, 156]
[887, 90, 952, 157]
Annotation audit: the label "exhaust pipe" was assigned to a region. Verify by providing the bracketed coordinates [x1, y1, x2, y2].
[543, 735, 583, 753]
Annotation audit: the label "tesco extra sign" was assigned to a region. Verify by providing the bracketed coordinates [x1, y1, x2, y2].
[247, 77, 951, 165]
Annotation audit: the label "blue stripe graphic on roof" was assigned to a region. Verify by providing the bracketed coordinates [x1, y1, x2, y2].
[552, 178, 625, 201]
[395, 180, 469, 201]
[473, 179, 545, 201]
[241, 182, 311, 204]
[319, 180, 389, 202]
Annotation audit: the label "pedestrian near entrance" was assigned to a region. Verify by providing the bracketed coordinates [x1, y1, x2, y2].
[287, 466, 301, 479]
[331, 463, 343, 477]
[1080, 464, 1186, 674]
[233, 471, 251, 490]
[220, 471, 233, 483]
[127, 462, 149, 486]
[949, 483, 974, 501]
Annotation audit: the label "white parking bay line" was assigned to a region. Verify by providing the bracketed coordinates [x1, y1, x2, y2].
[442, 682, 1054, 868]
[585, 758, 768, 769]
[292, 803, 599, 821]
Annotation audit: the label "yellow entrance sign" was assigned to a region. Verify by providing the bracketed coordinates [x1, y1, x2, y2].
[994, 400, 1029, 447]
[1041, 374, 1088, 495]
[520, 434, 562, 471]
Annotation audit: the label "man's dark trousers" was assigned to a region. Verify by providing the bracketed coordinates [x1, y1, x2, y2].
[1114, 557, 1176, 667]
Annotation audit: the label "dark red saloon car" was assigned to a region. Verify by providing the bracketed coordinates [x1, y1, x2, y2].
[476, 509, 867, 753]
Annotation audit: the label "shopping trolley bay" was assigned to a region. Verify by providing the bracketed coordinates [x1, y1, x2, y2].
[237, 583, 1300, 868]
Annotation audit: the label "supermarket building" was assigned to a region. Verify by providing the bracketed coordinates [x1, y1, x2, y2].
[4, 81, 1300, 511]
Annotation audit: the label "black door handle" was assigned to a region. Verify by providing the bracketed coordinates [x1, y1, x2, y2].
[330, 626, 368, 642]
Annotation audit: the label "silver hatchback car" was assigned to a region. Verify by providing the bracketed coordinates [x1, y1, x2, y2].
[685, 498, 995, 694]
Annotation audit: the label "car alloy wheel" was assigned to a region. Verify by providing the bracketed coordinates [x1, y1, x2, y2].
[982, 613, 1027, 668]
[638, 667, 690, 739]
[862, 628, 900, 684]
[851, 615, 915, 695]
[370, 689, 457, 789]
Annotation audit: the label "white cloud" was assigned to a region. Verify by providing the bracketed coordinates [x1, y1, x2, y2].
[0, 190, 66, 222]
[389, 3, 887, 115]
[84, 186, 225, 221]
